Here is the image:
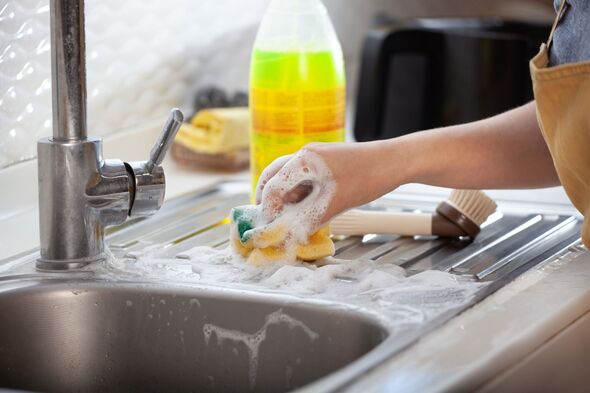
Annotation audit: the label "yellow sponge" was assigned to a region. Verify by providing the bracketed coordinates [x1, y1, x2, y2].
[230, 206, 334, 266]
[296, 227, 335, 262]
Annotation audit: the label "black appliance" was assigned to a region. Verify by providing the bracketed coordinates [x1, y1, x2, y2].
[354, 19, 551, 142]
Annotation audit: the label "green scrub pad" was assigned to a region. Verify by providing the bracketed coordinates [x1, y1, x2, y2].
[231, 206, 256, 243]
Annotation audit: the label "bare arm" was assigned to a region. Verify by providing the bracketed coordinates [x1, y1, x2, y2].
[374, 102, 559, 193]
[390, 101, 559, 189]
[258, 101, 560, 225]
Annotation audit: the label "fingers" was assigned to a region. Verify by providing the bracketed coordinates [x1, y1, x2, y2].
[261, 181, 316, 224]
[255, 154, 293, 204]
[259, 182, 285, 221]
[283, 181, 314, 204]
[253, 146, 340, 243]
[259, 155, 311, 221]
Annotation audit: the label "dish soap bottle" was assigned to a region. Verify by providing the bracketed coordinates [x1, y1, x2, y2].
[249, 0, 346, 196]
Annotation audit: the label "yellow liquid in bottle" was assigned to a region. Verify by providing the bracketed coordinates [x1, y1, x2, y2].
[249, 49, 346, 197]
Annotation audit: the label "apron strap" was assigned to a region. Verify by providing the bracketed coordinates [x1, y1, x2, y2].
[547, 0, 570, 50]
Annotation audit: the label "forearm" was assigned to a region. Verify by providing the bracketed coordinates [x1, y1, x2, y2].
[377, 101, 560, 191]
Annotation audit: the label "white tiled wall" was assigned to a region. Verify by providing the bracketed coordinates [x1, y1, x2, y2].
[1, 0, 51, 168]
[0, 0, 269, 168]
[0, 0, 553, 169]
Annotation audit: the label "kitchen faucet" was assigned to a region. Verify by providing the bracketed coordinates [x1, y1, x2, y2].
[37, 0, 183, 270]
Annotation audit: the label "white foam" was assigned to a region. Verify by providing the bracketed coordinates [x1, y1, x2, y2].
[97, 236, 485, 368]
[203, 309, 319, 389]
[111, 244, 484, 335]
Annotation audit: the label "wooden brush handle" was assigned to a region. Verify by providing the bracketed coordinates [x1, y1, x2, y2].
[330, 210, 432, 236]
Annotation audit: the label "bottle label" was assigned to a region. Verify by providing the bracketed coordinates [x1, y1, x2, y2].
[251, 87, 345, 134]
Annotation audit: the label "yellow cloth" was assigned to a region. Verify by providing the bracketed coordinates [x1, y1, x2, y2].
[230, 210, 335, 266]
[175, 107, 249, 154]
[530, 9, 590, 247]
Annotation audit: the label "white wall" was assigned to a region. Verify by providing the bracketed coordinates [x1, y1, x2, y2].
[0, 0, 553, 169]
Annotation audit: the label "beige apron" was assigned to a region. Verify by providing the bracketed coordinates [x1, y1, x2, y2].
[530, 0, 590, 247]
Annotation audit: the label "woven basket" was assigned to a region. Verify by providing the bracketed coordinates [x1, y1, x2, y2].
[171, 142, 249, 172]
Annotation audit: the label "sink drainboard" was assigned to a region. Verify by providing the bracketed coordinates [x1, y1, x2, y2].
[107, 182, 582, 284]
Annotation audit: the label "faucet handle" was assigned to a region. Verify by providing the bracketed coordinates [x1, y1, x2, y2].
[146, 108, 184, 172]
[126, 108, 184, 217]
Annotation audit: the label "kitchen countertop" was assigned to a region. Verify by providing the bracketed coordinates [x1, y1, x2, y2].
[347, 243, 590, 392]
[1, 124, 589, 392]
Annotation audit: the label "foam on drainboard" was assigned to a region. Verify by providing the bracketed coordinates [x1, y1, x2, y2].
[103, 242, 486, 335]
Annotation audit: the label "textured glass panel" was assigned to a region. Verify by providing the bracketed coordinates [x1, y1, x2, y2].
[0, 0, 51, 167]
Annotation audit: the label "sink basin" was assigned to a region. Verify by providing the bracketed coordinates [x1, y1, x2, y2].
[0, 280, 386, 393]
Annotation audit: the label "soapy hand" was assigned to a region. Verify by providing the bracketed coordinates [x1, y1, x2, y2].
[256, 142, 380, 233]
[228, 144, 352, 266]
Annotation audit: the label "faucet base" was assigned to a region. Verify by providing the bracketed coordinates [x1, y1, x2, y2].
[36, 257, 101, 271]
[37, 137, 131, 271]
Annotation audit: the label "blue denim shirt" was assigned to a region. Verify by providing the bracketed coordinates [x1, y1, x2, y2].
[550, 0, 590, 65]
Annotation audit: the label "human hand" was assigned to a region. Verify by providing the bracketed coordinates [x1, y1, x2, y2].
[256, 142, 388, 234]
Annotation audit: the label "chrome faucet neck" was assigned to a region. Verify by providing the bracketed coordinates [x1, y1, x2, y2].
[50, 0, 87, 142]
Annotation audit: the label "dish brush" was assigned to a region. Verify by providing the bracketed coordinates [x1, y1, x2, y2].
[330, 189, 497, 239]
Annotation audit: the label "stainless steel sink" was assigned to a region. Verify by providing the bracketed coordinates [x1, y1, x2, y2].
[0, 181, 583, 393]
[0, 280, 385, 393]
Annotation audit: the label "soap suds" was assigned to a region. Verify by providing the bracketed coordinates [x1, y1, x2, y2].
[203, 309, 319, 389]
[109, 244, 484, 335]
[88, 186, 486, 385]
